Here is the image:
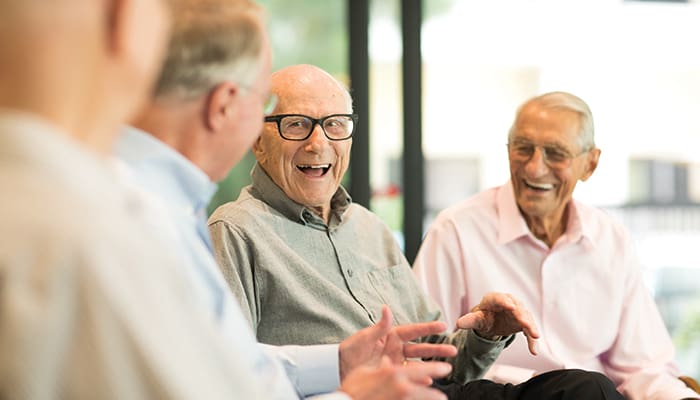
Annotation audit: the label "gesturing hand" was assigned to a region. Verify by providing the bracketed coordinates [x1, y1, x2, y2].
[456, 292, 540, 355]
[338, 305, 458, 380]
[339, 356, 452, 400]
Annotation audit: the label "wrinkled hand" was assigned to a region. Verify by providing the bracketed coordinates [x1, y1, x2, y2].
[339, 356, 451, 400]
[456, 292, 540, 355]
[339, 305, 458, 380]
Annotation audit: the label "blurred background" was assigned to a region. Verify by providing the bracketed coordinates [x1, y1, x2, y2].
[209, 0, 700, 378]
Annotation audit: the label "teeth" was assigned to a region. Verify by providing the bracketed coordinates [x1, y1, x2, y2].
[298, 164, 330, 169]
[525, 180, 554, 190]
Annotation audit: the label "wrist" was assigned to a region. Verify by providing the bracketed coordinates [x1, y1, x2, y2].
[474, 329, 502, 341]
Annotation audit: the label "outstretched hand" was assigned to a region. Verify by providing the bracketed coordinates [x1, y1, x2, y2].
[456, 292, 540, 355]
[339, 305, 458, 380]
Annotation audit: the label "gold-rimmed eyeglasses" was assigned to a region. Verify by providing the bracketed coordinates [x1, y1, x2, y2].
[507, 139, 590, 169]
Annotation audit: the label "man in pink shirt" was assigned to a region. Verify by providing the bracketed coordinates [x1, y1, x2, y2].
[413, 91, 700, 400]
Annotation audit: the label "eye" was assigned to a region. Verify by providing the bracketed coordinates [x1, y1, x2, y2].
[512, 143, 534, 155]
[325, 118, 341, 128]
[282, 116, 310, 131]
[546, 147, 570, 162]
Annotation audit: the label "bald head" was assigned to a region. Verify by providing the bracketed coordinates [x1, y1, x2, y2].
[270, 64, 352, 115]
[255, 64, 354, 223]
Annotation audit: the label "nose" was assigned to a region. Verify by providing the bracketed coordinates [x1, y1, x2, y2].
[304, 122, 328, 152]
[523, 146, 549, 176]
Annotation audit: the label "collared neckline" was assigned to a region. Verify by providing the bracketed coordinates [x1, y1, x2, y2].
[250, 162, 352, 229]
[496, 180, 594, 250]
[117, 126, 218, 215]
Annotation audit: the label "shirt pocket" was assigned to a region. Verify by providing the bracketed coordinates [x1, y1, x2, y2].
[366, 264, 432, 325]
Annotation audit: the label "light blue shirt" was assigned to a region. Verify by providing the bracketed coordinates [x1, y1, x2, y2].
[116, 127, 345, 399]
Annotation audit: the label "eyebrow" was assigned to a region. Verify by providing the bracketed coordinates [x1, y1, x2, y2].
[511, 138, 571, 151]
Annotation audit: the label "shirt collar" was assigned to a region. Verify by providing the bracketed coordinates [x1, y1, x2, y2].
[496, 181, 532, 244]
[496, 180, 594, 249]
[116, 126, 217, 214]
[566, 199, 596, 250]
[250, 162, 352, 228]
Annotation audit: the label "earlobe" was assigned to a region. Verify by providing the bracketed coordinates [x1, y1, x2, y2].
[252, 137, 266, 163]
[580, 148, 601, 182]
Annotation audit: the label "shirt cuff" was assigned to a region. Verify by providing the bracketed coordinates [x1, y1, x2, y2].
[262, 343, 341, 396]
[469, 330, 514, 351]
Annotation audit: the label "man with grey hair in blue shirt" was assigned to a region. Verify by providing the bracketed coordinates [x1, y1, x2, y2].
[116, 1, 460, 399]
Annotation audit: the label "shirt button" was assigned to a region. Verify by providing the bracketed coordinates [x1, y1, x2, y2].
[347, 269, 353, 277]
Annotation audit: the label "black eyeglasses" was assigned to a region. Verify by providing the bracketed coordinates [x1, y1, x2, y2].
[264, 114, 358, 141]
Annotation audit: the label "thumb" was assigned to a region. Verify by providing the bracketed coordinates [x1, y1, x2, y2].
[368, 305, 394, 340]
[456, 311, 483, 330]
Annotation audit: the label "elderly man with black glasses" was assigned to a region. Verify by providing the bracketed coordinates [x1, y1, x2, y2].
[413, 91, 700, 400]
[208, 65, 625, 400]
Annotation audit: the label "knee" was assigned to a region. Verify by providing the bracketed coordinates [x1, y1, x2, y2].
[558, 369, 621, 398]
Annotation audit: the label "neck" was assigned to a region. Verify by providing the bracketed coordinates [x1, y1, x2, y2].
[131, 99, 207, 170]
[522, 206, 568, 248]
[0, 35, 121, 156]
[309, 205, 331, 225]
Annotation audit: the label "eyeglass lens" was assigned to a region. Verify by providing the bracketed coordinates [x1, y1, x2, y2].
[280, 115, 354, 140]
[508, 140, 577, 167]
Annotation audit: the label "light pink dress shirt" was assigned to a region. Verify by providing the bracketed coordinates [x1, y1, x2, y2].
[413, 181, 698, 400]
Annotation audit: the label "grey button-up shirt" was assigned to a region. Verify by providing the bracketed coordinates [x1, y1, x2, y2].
[209, 163, 509, 384]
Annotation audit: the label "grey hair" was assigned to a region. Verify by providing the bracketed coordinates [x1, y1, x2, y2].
[154, 0, 265, 100]
[508, 91, 595, 150]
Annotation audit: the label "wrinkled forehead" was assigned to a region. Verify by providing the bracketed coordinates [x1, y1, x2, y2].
[515, 104, 582, 137]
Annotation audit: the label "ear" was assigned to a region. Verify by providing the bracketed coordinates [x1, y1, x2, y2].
[205, 81, 240, 132]
[104, 0, 126, 53]
[106, 0, 150, 56]
[252, 135, 267, 164]
[580, 148, 601, 182]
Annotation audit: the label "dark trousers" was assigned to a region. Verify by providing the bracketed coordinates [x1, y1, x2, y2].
[433, 369, 625, 400]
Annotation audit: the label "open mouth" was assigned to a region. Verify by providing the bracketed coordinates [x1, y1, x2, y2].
[297, 164, 331, 177]
[523, 179, 554, 191]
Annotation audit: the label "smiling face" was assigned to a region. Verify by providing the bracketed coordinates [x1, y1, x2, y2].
[254, 64, 352, 221]
[508, 101, 600, 231]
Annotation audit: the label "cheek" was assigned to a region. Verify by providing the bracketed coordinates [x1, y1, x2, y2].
[334, 148, 351, 177]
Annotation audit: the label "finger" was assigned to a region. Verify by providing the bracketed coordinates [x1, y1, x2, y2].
[520, 320, 540, 340]
[364, 305, 394, 342]
[525, 333, 538, 355]
[393, 320, 447, 342]
[479, 292, 516, 312]
[405, 386, 448, 400]
[509, 308, 540, 339]
[401, 360, 452, 382]
[456, 310, 484, 330]
[402, 342, 458, 359]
